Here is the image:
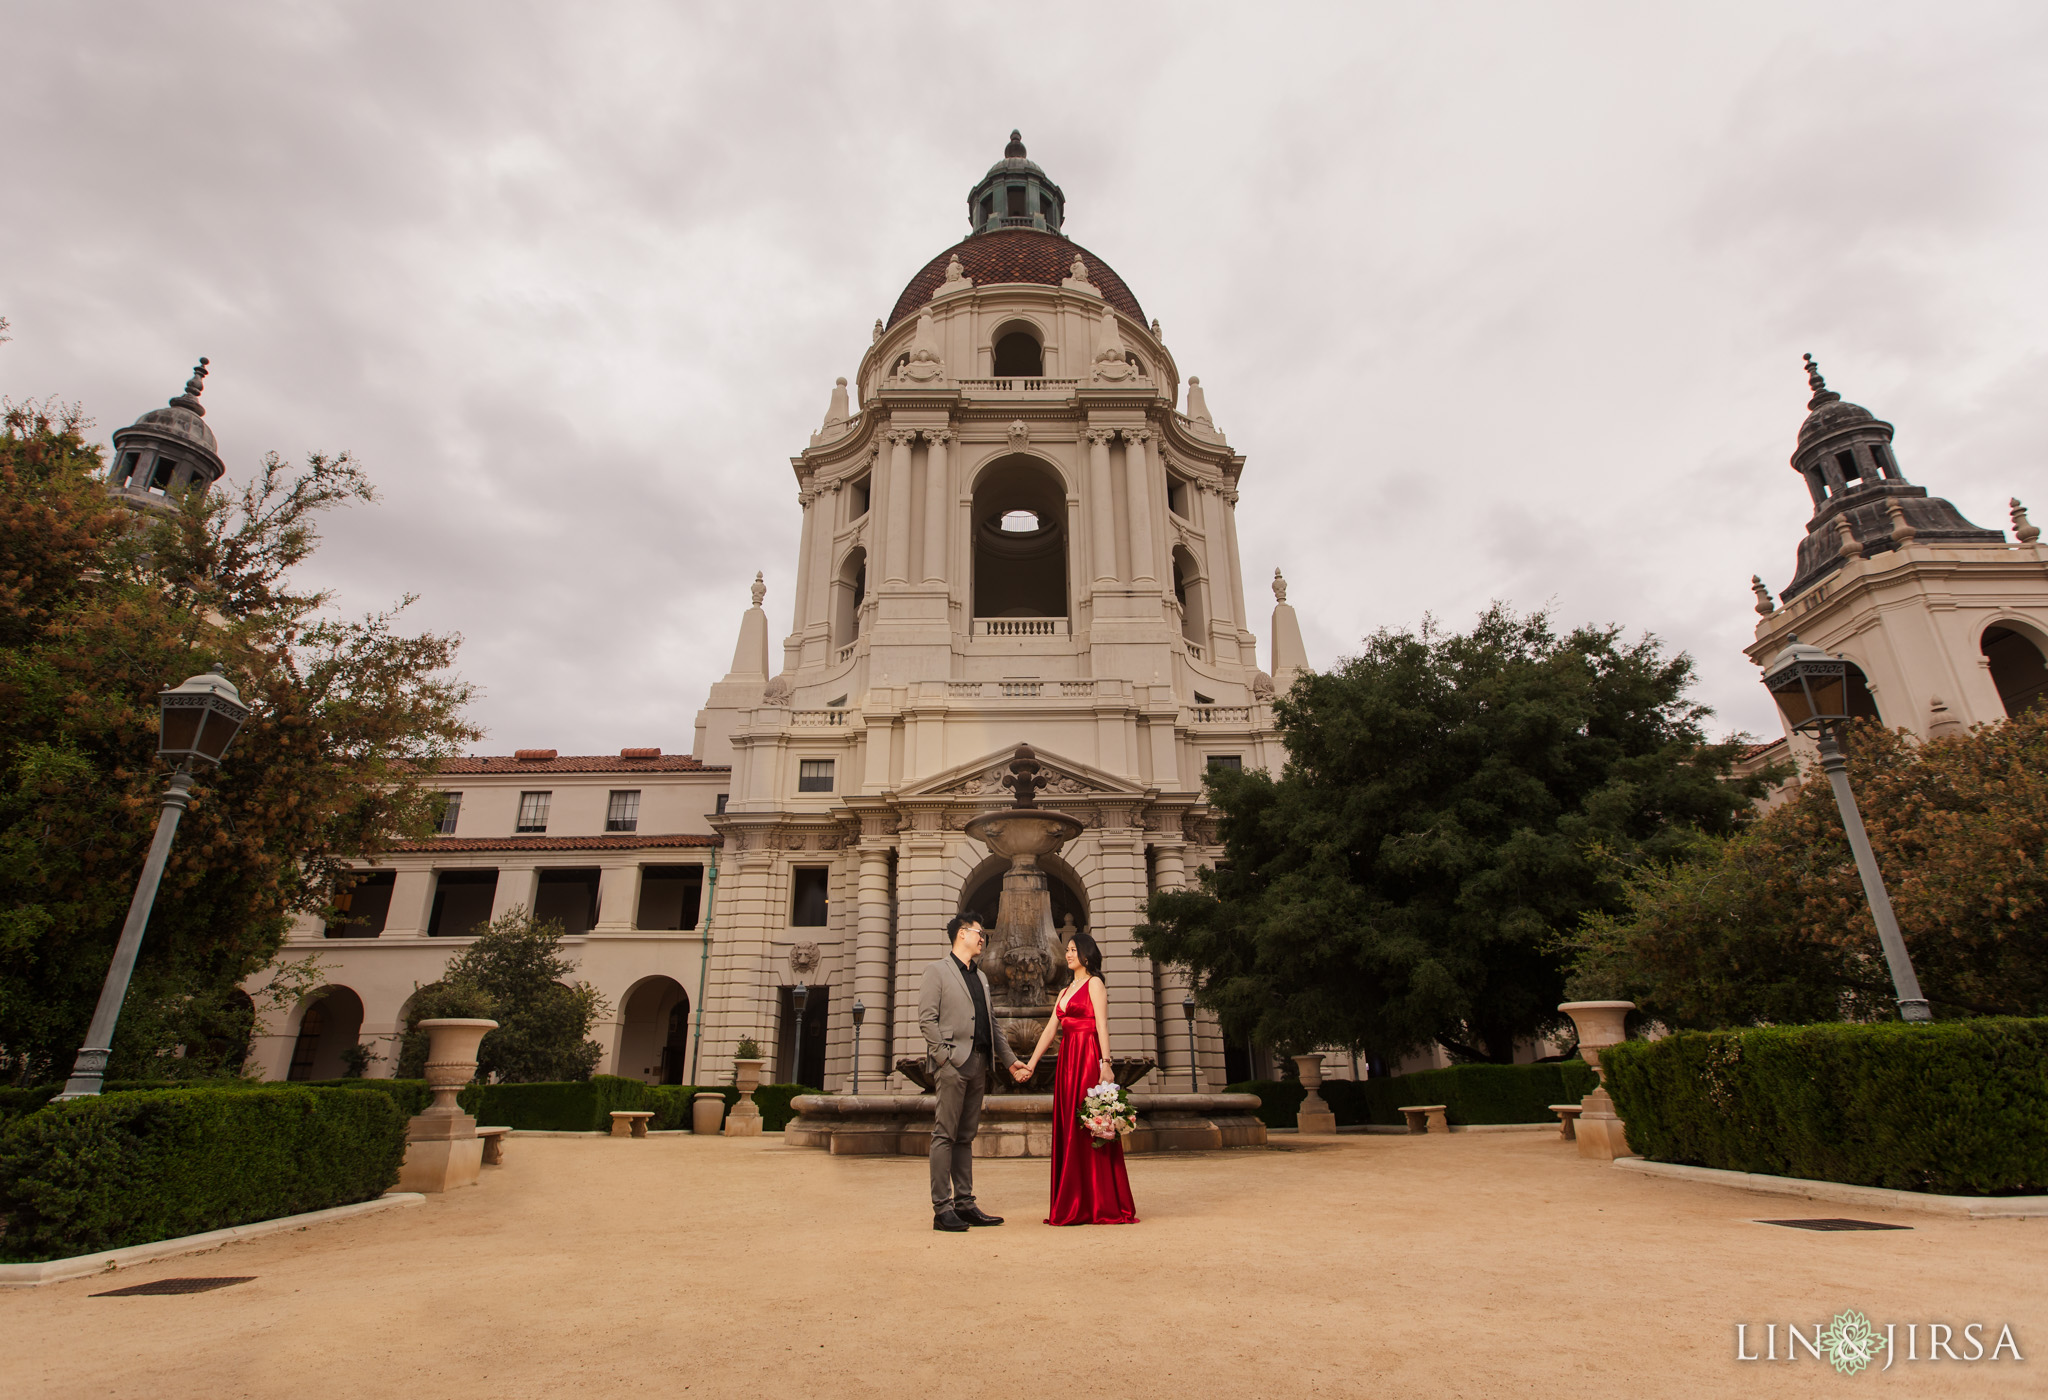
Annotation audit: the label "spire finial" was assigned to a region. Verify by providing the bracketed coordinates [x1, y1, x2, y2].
[1750, 574, 1776, 615]
[1272, 568, 1289, 604]
[1802, 352, 1839, 410]
[2012, 497, 2042, 544]
[171, 356, 211, 416]
[750, 572, 766, 608]
[1005, 130, 1026, 159]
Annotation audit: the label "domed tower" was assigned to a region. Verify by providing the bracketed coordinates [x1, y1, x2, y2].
[1747, 355, 2048, 740]
[691, 135, 1285, 1095]
[106, 359, 225, 514]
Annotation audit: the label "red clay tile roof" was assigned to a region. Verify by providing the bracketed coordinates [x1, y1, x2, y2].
[1739, 737, 1788, 761]
[387, 832, 722, 853]
[431, 755, 729, 775]
[888, 230, 1146, 329]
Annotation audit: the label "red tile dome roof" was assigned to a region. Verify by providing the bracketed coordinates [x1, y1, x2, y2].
[888, 230, 1146, 330]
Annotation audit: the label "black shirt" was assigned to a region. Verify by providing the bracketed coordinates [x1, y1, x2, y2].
[953, 952, 993, 1058]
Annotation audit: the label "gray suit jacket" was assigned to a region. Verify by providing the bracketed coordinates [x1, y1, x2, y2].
[918, 955, 1020, 1072]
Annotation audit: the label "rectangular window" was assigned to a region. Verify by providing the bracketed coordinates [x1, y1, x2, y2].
[1167, 476, 1189, 518]
[1836, 449, 1862, 482]
[798, 759, 835, 793]
[428, 869, 498, 937]
[436, 792, 462, 835]
[326, 870, 395, 938]
[1208, 754, 1244, 772]
[979, 194, 994, 222]
[148, 458, 177, 493]
[606, 789, 641, 833]
[790, 866, 829, 927]
[535, 867, 602, 936]
[115, 451, 139, 485]
[635, 864, 705, 930]
[516, 791, 551, 833]
[849, 475, 870, 519]
[1007, 185, 1027, 216]
[715, 793, 729, 814]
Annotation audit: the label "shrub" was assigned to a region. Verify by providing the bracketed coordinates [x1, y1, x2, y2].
[296, 1078, 434, 1118]
[0, 1086, 406, 1261]
[0, 1086, 60, 1128]
[1229, 1062, 1595, 1129]
[752, 1082, 817, 1132]
[1603, 1018, 2048, 1195]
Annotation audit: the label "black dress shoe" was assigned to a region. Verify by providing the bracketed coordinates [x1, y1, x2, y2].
[933, 1208, 970, 1232]
[955, 1204, 1004, 1227]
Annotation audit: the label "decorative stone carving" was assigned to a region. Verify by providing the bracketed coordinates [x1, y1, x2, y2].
[2012, 497, 2042, 544]
[1252, 671, 1276, 700]
[1007, 420, 1030, 448]
[937, 254, 971, 291]
[789, 942, 821, 977]
[1091, 307, 1138, 381]
[1751, 575, 1777, 615]
[923, 428, 953, 447]
[751, 572, 767, 607]
[817, 834, 843, 850]
[760, 675, 794, 707]
[1272, 568, 1288, 604]
[872, 318, 884, 344]
[899, 310, 946, 382]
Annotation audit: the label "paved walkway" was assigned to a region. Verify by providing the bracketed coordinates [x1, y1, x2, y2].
[1, 1131, 2037, 1398]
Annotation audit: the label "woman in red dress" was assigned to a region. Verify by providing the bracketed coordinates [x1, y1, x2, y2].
[1014, 932, 1138, 1225]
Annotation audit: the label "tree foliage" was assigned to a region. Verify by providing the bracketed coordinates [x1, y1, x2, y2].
[0, 396, 478, 1084]
[395, 910, 609, 1083]
[1137, 605, 1773, 1063]
[1567, 712, 2048, 1025]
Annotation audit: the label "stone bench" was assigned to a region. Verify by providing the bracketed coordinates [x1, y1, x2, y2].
[609, 1111, 656, 1138]
[1549, 1104, 1584, 1141]
[476, 1126, 511, 1165]
[1400, 1104, 1449, 1134]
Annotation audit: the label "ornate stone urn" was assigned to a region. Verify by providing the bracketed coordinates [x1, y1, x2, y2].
[1292, 1053, 1337, 1135]
[963, 744, 1089, 1086]
[725, 1057, 766, 1136]
[1558, 1000, 1636, 1161]
[691, 1090, 728, 1135]
[398, 1017, 498, 1193]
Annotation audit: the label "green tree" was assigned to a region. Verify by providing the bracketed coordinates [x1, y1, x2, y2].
[1137, 605, 1772, 1064]
[0, 396, 477, 1084]
[1567, 712, 2048, 1025]
[395, 910, 609, 1083]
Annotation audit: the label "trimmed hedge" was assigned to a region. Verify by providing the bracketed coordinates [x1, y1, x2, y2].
[1603, 1018, 2048, 1196]
[297, 1079, 435, 1118]
[0, 1087, 61, 1128]
[752, 1083, 817, 1132]
[0, 1086, 407, 1262]
[1228, 1062, 1597, 1129]
[451, 1075, 751, 1132]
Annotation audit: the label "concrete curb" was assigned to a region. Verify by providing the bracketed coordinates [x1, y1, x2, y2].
[1613, 1158, 2048, 1218]
[0, 1192, 426, 1288]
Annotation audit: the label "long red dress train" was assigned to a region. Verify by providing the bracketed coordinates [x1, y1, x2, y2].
[1046, 983, 1139, 1226]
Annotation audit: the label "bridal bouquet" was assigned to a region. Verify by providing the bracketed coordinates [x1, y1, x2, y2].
[1078, 1081, 1137, 1148]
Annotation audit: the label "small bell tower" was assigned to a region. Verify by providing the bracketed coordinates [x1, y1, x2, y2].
[965, 131, 1066, 235]
[107, 359, 225, 515]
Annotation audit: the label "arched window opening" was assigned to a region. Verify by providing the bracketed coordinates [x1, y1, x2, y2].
[618, 976, 691, 1084]
[1172, 545, 1208, 646]
[832, 546, 868, 649]
[1983, 626, 2048, 717]
[992, 330, 1043, 378]
[972, 456, 1068, 621]
[287, 986, 366, 1082]
[1124, 351, 1145, 376]
[891, 353, 910, 378]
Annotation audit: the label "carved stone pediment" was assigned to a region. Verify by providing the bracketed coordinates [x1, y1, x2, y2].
[898, 745, 1145, 802]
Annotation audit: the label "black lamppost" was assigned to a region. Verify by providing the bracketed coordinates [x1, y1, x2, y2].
[850, 996, 866, 1094]
[1180, 992, 1198, 1094]
[1762, 638, 1932, 1022]
[57, 665, 249, 1100]
[791, 981, 809, 1086]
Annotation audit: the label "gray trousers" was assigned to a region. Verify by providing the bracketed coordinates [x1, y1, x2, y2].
[930, 1049, 988, 1210]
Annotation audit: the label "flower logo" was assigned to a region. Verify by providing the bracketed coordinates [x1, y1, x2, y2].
[1819, 1310, 1887, 1376]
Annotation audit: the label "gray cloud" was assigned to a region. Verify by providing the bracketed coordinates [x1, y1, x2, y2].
[5, 2, 2044, 750]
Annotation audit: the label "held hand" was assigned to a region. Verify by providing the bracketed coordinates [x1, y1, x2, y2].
[1010, 1063, 1031, 1082]
[1099, 1058, 1115, 1085]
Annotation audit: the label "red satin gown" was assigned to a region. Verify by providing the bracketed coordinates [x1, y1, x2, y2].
[1045, 982, 1139, 1226]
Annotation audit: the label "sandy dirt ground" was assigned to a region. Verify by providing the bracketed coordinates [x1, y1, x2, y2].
[2, 1130, 2040, 1399]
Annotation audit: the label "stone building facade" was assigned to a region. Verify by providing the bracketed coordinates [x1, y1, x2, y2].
[234, 134, 1311, 1091]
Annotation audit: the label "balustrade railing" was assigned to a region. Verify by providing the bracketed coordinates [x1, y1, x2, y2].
[1183, 638, 1207, 661]
[789, 709, 850, 727]
[1188, 705, 1252, 724]
[974, 617, 1067, 637]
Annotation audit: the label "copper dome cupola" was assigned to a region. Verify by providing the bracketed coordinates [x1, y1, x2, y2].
[1779, 354, 2001, 601]
[107, 358, 227, 514]
[967, 130, 1065, 236]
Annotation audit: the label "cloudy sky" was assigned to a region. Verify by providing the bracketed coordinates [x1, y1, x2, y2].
[6, 3, 2045, 752]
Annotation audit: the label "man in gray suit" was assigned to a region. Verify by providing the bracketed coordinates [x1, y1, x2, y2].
[919, 914, 1021, 1231]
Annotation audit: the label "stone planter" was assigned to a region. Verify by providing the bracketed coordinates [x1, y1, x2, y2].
[1292, 1053, 1337, 1135]
[691, 1091, 727, 1135]
[398, 1018, 498, 1193]
[724, 1057, 765, 1137]
[1558, 1001, 1635, 1161]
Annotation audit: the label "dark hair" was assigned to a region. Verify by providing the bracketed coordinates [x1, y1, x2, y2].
[1067, 930, 1102, 978]
[946, 913, 982, 944]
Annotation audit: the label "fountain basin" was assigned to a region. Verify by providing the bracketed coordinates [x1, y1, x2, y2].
[786, 1091, 1269, 1157]
[962, 807, 1086, 858]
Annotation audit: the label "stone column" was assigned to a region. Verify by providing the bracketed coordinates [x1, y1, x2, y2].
[488, 867, 539, 925]
[1122, 430, 1158, 583]
[921, 429, 951, 584]
[855, 838, 894, 1090]
[884, 429, 915, 584]
[790, 480, 818, 635]
[1217, 484, 1249, 661]
[1149, 837, 1192, 1087]
[1086, 428, 1118, 583]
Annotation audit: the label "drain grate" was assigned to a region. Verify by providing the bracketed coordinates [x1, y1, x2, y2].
[92, 1276, 255, 1296]
[1757, 1218, 1911, 1232]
